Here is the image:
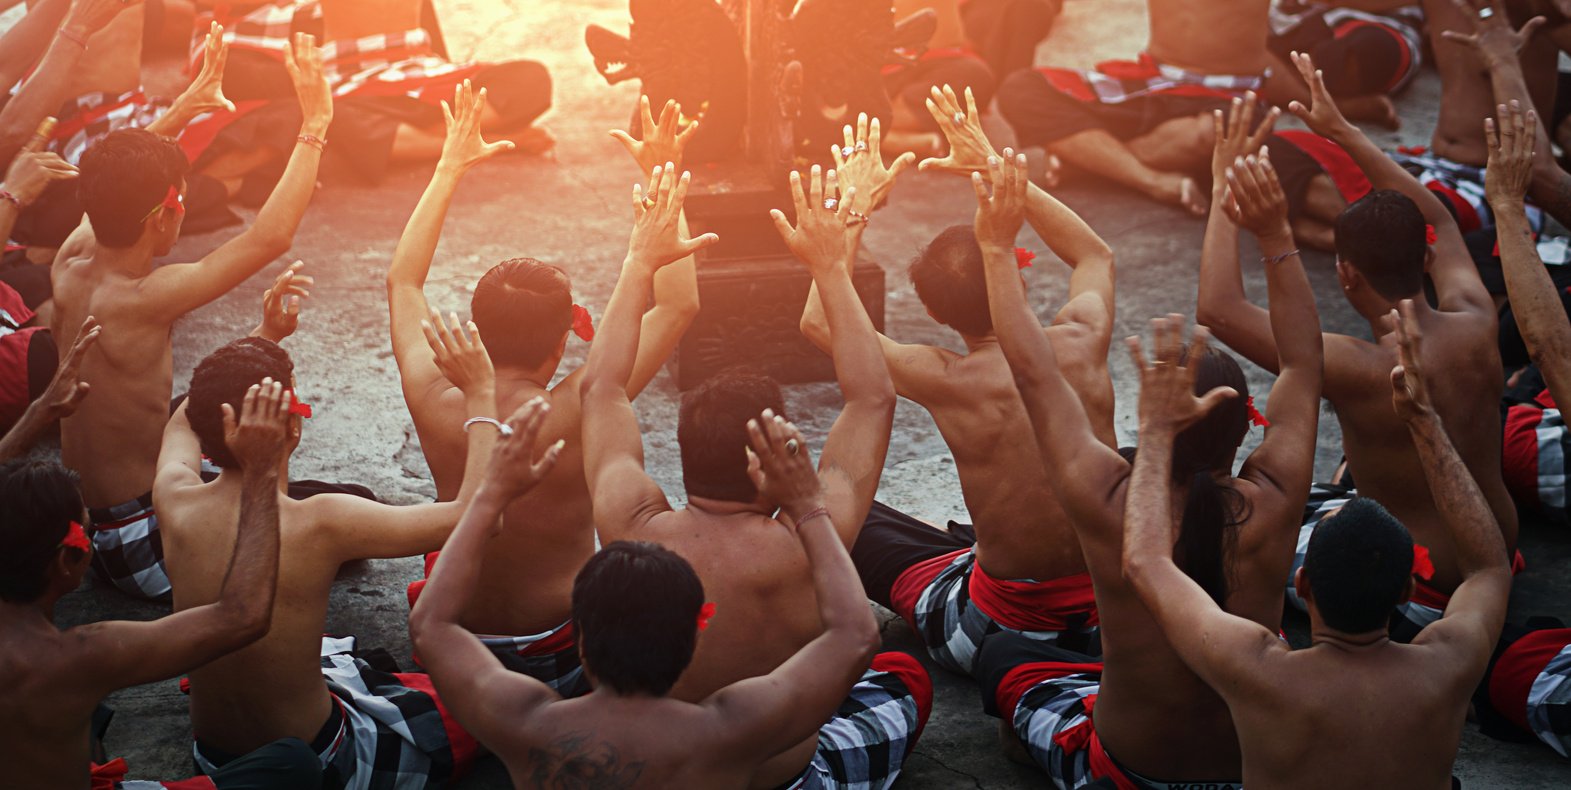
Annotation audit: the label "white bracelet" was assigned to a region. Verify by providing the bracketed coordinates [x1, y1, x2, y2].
[463, 417, 512, 436]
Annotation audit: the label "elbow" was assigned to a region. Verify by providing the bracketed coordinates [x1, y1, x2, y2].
[217, 598, 273, 648]
[252, 232, 294, 263]
[1195, 298, 1229, 336]
[1120, 550, 1156, 592]
[581, 369, 621, 405]
[837, 607, 883, 668]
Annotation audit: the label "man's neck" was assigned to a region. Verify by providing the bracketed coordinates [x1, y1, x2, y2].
[214, 459, 291, 493]
[496, 366, 553, 393]
[92, 241, 156, 279]
[1, 599, 60, 629]
[1364, 295, 1433, 339]
[1309, 624, 1392, 652]
[684, 495, 773, 520]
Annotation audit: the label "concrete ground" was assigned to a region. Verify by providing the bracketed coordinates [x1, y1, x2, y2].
[47, 0, 1571, 786]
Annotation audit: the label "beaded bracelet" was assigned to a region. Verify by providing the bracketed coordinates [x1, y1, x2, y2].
[463, 417, 513, 436]
[58, 28, 88, 50]
[0, 190, 21, 209]
[1262, 248, 1300, 266]
[296, 134, 326, 152]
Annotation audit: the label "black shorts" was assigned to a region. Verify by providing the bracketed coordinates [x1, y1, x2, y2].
[997, 69, 1229, 148]
[850, 500, 976, 611]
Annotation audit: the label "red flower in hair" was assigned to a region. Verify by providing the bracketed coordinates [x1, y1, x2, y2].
[289, 400, 313, 419]
[1411, 544, 1435, 581]
[1015, 247, 1036, 269]
[572, 304, 595, 342]
[60, 520, 91, 553]
[1246, 396, 1270, 428]
[1425, 224, 1437, 246]
[696, 602, 717, 632]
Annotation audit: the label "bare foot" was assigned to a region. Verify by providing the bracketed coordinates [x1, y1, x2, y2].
[1151, 174, 1207, 217]
[1339, 95, 1400, 131]
[502, 125, 557, 156]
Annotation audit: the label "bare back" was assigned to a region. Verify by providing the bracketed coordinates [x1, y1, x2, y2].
[1148, 0, 1271, 76]
[1331, 313, 1517, 594]
[635, 508, 825, 789]
[52, 250, 179, 509]
[0, 614, 104, 790]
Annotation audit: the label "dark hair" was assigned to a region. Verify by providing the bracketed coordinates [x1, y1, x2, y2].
[1334, 190, 1427, 301]
[678, 370, 786, 502]
[1173, 346, 1252, 605]
[909, 225, 994, 338]
[0, 461, 86, 603]
[187, 338, 295, 469]
[1303, 497, 1414, 633]
[572, 541, 705, 696]
[471, 259, 574, 369]
[78, 129, 189, 248]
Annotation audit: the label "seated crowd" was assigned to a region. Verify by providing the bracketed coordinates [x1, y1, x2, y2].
[5, 0, 1571, 788]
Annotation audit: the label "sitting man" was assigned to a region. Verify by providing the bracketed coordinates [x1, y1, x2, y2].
[1199, 53, 1519, 642]
[1267, 0, 1427, 130]
[977, 152, 1323, 786]
[816, 99, 1112, 676]
[152, 317, 499, 786]
[583, 165, 931, 789]
[0, 380, 323, 790]
[1123, 301, 1512, 787]
[411, 399, 886, 788]
[49, 39, 330, 601]
[994, 0, 1307, 215]
[389, 89, 702, 697]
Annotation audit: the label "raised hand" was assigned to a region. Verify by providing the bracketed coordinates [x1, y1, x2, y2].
[179, 23, 237, 116]
[285, 33, 334, 135]
[611, 95, 699, 175]
[222, 377, 292, 473]
[64, 0, 144, 37]
[1221, 150, 1292, 240]
[438, 80, 514, 172]
[1129, 316, 1238, 437]
[3, 118, 77, 207]
[1211, 93, 1279, 192]
[39, 316, 100, 420]
[627, 163, 718, 271]
[481, 397, 565, 502]
[922, 84, 1060, 187]
[770, 165, 858, 276]
[1440, 0, 1545, 69]
[1389, 299, 1434, 422]
[972, 150, 1028, 251]
[831, 112, 914, 215]
[745, 408, 825, 525]
[422, 311, 495, 395]
[255, 261, 311, 343]
[1485, 100, 1537, 205]
[1285, 51, 1353, 139]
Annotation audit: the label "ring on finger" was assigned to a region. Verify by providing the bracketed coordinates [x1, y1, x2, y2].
[854, 141, 868, 153]
[846, 210, 870, 227]
[641, 195, 657, 209]
[785, 438, 800, 456]
[823, 197, 838, 210]
[953, 112, 966, 125]
[1478, 6, 1494, 18]
[840, 145, 855, 158]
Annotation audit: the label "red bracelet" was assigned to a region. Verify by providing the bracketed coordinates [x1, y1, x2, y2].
[0, 191, 21, 209]
[58, 27, 88, 50]
[296, 134, 326, 151]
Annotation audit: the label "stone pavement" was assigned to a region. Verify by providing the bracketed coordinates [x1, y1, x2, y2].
[50, 0, 1571, 786]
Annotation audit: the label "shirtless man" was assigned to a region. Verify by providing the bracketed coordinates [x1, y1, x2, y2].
[152, 313, 498, 786]
[810, 96, 1113, 676]
[994, 0, 1306, 215]
[1199, 53, 1518, 642]
[582, 166, 931, 789]
[0, 380, 323, 790]
[974, 150, 1322, 786]
[388, 88, 702, 696]
[49, 35, 329, 601]
[411, 399, 884, 789]
[1124, 304, 1511, 788]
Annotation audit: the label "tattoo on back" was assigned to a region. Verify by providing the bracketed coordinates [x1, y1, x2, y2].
[526, 732, 646, 789]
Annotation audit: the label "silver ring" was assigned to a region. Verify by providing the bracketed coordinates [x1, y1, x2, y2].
[786, 439, 800, 456]
[854, 141, 868, 153]
[641, 195, 657, 209]
[1478, 6, 1494, 19]
[840, 145, 854, 158]
[953, 112, 965, 125]
[823, 197, 838, 210]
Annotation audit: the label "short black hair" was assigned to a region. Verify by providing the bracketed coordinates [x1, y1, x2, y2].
[678, 370, 785, 502]
[909, 225, 994, 338]
[1303, 497, 1414, 633]
[78, 128, 189, 248]
[187, 338, 295, 469]
[0, 461, 86, 603]
[1334, 190, 1427, 301]
[572, 541, 705, 696]
[471, 259, 574, 369]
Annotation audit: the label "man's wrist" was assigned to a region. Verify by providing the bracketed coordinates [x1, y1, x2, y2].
[1136, 422, 1179, 443]
[299, 120, 331, 139]
[783, 500, 829, 526]
[1257, 227, 1297, 252]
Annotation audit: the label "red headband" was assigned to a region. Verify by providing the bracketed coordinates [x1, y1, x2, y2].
[60, 520, 90, 553]
[1411, 544, 1434, 581]
[572, 304, 595, 342]
[142, 184, 185, 223]
[1015, 247, 1036, 269]
[696, 602, 717, 631]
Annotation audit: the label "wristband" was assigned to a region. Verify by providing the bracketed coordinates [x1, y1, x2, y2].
[297, 134, 326, 152]
[58, 27, 88, 50]
[790, 505, 831, 529]
[463, 416, 512, 436]
[1262, 248, 1300, 266]
[0, 190, 21, 209]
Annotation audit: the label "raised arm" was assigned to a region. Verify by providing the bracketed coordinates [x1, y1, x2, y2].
[1120, 318, 1285, 692]
[1287, 51, 1492, 315]
[705, 415, 879, 756]
[0, 316, 97, 462]
[582, 165, 716, 543]
[71, 380, 289, 693]
[138, 33, 333, 317]
[976, 152, 1126, 524]
[0, 118, 78, 242]
[387, 81, 514, 400]
[410, 400, 565, 744]
[1392, 301, 1511, 657]
[0, 0, 135, 163]
[771, 166, 894, 545]
[144, 23, 237, 138]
